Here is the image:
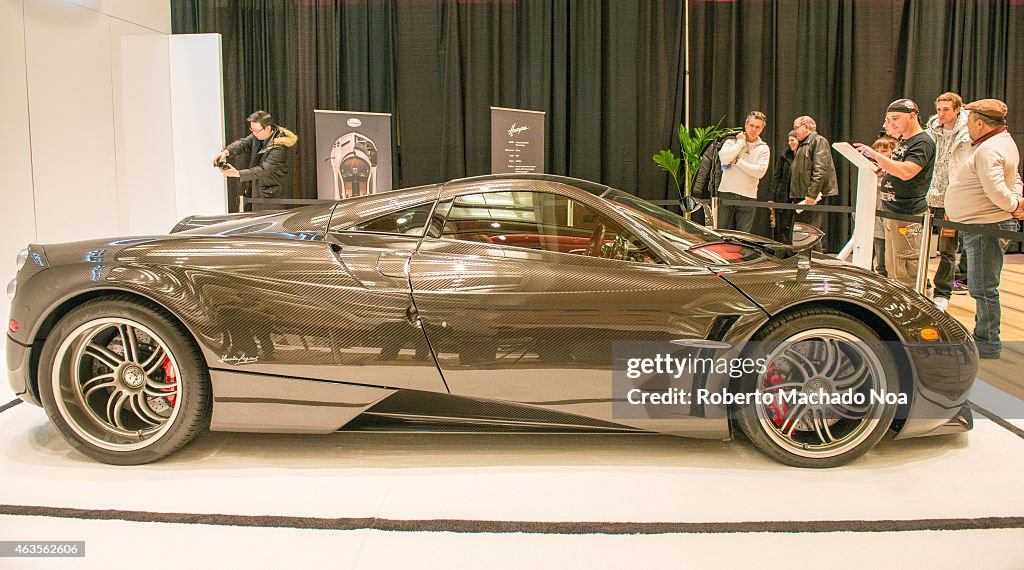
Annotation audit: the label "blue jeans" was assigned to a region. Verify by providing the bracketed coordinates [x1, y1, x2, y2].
[960, 219, 1018, 355]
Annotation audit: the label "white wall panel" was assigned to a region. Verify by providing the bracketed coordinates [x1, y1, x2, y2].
[110, 20, 177, 235]
[67, 0, 170, 34]
[0, 0, 38, 323]
[170, 34, 227, 218]
[24, 0, 119, 245]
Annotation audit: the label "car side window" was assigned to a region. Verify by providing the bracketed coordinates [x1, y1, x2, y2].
[344, 203, 434, 236]
[441, 191, 660, 263]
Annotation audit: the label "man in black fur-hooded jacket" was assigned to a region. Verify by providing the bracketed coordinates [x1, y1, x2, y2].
[213, 110, 298, 208]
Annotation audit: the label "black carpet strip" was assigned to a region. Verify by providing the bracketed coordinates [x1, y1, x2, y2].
[1, 505, 1022, 535]
[0, 399, 22, 414]
[969, 401, 1024, 440]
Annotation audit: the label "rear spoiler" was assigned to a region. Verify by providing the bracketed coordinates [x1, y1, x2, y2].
[170, 211, 283, 234]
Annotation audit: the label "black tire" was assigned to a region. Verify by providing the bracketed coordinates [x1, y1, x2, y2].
[38, 296, 210, 465]
[732, 307, 899, 468]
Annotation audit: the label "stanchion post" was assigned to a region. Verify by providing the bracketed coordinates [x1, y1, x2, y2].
[711, 196, 719, 230]
[915, 210, 933, 295]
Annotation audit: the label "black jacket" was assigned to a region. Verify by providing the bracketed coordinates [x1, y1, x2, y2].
[790, 131, 838, 199]
[769, 148, 794, 203]
[690, 131, 741, 199]
[226, 126, 299, 199]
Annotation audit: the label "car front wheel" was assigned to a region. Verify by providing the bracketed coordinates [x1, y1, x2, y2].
[733, 308, 900, 468]
[38, 297, 210, 465]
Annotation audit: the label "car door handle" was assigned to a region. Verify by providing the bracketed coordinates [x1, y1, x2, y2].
[377, 251, 412, 278]
[405, 305, 421, 328]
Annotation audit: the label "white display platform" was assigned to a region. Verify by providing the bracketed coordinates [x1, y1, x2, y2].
[1, 374, 1022, 568]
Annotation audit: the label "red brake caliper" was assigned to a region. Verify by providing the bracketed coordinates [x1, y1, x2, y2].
[160, 358, 177, 407]
[763, 363, 789, 427]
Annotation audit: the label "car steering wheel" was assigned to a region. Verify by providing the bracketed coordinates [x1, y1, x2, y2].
[608, 234, 629, 260]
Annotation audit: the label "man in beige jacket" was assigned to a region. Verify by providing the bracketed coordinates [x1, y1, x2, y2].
[944, 99, 1024, 358]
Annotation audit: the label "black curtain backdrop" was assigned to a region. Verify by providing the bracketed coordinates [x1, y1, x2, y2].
[173, 0, 1023, 251]
[172, 0, 686, 208]
[691, 0, 1024, 250]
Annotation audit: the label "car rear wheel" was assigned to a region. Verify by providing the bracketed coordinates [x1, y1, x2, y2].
[38, 297, 210, 465]
[733, 308, 899, 468]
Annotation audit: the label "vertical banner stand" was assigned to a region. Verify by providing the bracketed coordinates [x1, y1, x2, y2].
[490, 107, 546, 174]
[832, 142, 880, 270]
[314, 110, 393, 199]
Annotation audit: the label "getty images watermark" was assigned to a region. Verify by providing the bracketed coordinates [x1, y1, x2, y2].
[623, 353, 906, 407]
[611, 340, 976, 421]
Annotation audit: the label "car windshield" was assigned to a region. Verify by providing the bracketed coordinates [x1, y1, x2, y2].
[599, 189, 721, 250]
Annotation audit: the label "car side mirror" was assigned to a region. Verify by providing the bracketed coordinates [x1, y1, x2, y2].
[792, 223, 825, 251]
[680, 195, 704, 213]
[680, 195, 713, 226]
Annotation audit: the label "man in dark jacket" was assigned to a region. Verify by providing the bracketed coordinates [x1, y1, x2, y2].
[213, 110, 298, 210]
[789, 116, 839, 246]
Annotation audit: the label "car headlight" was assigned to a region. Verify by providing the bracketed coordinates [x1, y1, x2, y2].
[16, 248, 28, 271]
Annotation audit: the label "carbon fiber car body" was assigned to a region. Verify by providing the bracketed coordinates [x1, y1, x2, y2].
[7, 174, 976, 442]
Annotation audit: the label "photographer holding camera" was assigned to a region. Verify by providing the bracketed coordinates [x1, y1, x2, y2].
[213, 110, 298, 211]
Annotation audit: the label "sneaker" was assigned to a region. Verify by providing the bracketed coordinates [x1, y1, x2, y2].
[934, 297, 949, 312]
[979, 351, 1000, 360]
[952, 280, 968, 295]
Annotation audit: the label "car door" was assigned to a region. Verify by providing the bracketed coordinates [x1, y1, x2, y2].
[206, 190, 448, 393]
[408, 183, 762, 431]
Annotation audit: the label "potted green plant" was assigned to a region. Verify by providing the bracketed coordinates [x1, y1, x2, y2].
[653, 119, 733, 201]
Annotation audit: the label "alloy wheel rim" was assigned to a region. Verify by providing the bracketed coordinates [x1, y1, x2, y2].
[51, 318, 182, 452]
[755, 329, 886, 459]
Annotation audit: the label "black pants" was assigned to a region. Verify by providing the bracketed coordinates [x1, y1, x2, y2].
[717, 193, 757, 234]
[956, 236, 968, 283]
[775, 208, 794, 244]
[931, 207, 959, 299]
[873, 236, 887, 277]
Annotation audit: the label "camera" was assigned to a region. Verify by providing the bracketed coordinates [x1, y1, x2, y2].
[216, 159, 230, 169]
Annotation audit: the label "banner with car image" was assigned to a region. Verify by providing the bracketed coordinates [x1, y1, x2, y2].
[314, 110, 393, 200]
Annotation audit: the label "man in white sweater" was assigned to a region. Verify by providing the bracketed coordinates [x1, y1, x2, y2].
[717, 111, 771, 233]
[944, 99, 1024, 358]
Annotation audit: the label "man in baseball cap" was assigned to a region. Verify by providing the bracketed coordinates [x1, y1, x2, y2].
[944, 98, 1024, 358]
[855, 99, 936, 289]
[887, 98, 921, 114]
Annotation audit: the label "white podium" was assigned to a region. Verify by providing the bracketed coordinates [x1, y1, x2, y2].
[832, 142, 879, 269]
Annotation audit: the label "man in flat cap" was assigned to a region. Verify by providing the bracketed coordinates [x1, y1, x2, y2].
[856, 99, 936, 289]
[944, 99, 1024, 358]
[788, 116, 839, 249]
